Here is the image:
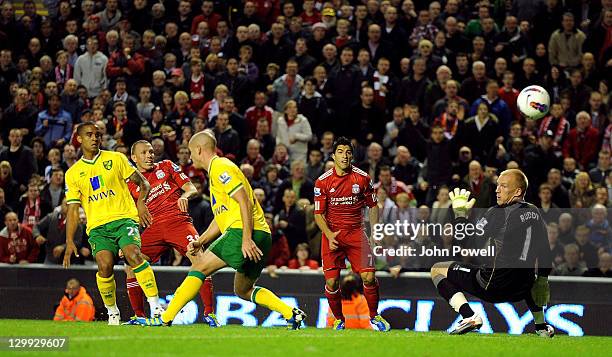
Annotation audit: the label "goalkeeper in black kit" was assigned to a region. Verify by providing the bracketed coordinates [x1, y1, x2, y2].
[430, 169, 555, 337]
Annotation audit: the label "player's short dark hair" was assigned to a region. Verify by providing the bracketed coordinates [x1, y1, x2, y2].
[332, 136, 353, 153]
[131, 140, 151, 155]
[76, 122, 98, 136]
[50, 167, 64, 176]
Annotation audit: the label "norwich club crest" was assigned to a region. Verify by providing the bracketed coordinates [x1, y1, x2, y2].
[103, 160, 113, 170]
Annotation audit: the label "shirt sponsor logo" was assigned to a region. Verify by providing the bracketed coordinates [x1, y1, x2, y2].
[352, 184, 360, 194]
[214, 205, 229, 215]
[156, 170, 165, 179]
[88, 189, 116, 203]
[219, 172, 231, 184]
[90, 175, 105, 191]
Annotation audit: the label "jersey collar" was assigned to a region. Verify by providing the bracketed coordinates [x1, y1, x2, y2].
[81, 150, 101, 165]
[207, 155, 219, 173]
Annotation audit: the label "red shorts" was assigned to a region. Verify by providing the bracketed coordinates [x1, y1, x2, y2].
[321, 228, 375, 279]
[140, 218, 199, 263]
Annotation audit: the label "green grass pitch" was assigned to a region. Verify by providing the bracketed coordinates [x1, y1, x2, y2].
[1, 319, 611, 356]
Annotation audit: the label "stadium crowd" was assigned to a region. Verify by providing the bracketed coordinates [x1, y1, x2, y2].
[0, 0, 611, 278]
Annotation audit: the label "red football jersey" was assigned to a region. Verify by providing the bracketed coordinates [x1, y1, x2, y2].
[314, 166, 377, 232]
[128, 160, 191, 223]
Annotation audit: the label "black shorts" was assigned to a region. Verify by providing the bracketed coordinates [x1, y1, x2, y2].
[446, 262, 531, 303]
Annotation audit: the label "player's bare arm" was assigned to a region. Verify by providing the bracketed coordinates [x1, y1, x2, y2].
[189, 219, 221, 255]
[129, 169, 153, 227]
[232, 186, 263, 262]
[178, 181, 198, 212]
[63, 203, 81, 268]
[314, 213, 340, 251]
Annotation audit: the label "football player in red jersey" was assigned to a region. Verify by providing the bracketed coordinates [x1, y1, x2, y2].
[123, 140, 219, 327]
[313, 137, 391, 331]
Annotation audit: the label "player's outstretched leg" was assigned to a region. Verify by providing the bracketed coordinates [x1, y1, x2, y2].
[431, 262, 483, 334]
[201, 277, 220, 327]
[123, 244, 164, 317]
[324, 270, 345, 330]
[234, 272, 306, 330]
[95, 251, 121, 325]
[137, 251, 227, 326]
[525, 295, 554, 338]
[361, 271, 390, 332]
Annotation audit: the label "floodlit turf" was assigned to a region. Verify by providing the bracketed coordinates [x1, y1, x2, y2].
[0, 320, 611, 356]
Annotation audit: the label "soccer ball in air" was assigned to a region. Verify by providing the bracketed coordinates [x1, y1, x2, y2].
[517, 85, 550, 121]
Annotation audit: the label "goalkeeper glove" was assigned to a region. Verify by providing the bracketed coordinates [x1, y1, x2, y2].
[449, 188, 476, 218]
[531, 276, 550, 307]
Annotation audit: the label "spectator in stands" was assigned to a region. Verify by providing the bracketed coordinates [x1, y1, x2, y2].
[547, 168, 571, 208]
[0, 129, 37, 191]
[461, 160, 495, 208]
[570, 172, 596, 209]
[0, 212, 39, 264]
[306, 149, 324, 182]
[0, 161, 19, 210]
[272, 59, 303, 112]
[586, 204, 612, 250]
[460, 61, 489, 104]
[564, 69, 593, 112]
[288, 242, 319, 270]
[35, 94, 72, 148]
[382, 107, 406, 157]
[430, 186, 451, 225]
[374, 165, 410, 201]
[548, 13, 586, 69]
[563, 111, 600, 170]
[469, 80, 512, 135]
[274, 159, 314, 213]
[297, 77, 329, 140]
[74, 37, 108, 98]
[1, 87, 38, 143]
[574, 225, 600, 268]
[36, 198, 85, 265]
[241, 139, 266, 181]
[553, 243, 587, 276]
[53, 278, 95, 321]
[456, 101, 500, 161]
[589, 150, 612, 185]
[583, 253, 612, 277]
[547, 222, 565, 268]
[275, 100, 312, 162]
[539, 184, 561, 225]
[524, 130, 563, 194]
[328, 47, 361, 135]
[350, 86, 384, 145]
[41, 168, 65, 210]
[245, 91, 274, 138]
[393, 145, 421, 188]
[274, 188, 307, 254]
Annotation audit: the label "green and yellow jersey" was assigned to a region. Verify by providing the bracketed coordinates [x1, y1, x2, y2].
[208, 156, 270, 234]
[65, 150, 139, 234]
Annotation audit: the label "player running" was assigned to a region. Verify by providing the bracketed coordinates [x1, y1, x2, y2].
[136, 130, 306, 328]
[122, 140, 218, 327]
[313, 137, 391, 331]
[63, 123, 163, 325]
[430, 169, 555, 337]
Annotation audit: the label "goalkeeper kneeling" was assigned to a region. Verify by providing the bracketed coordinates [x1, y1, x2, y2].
[430, 169, 554, 337]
